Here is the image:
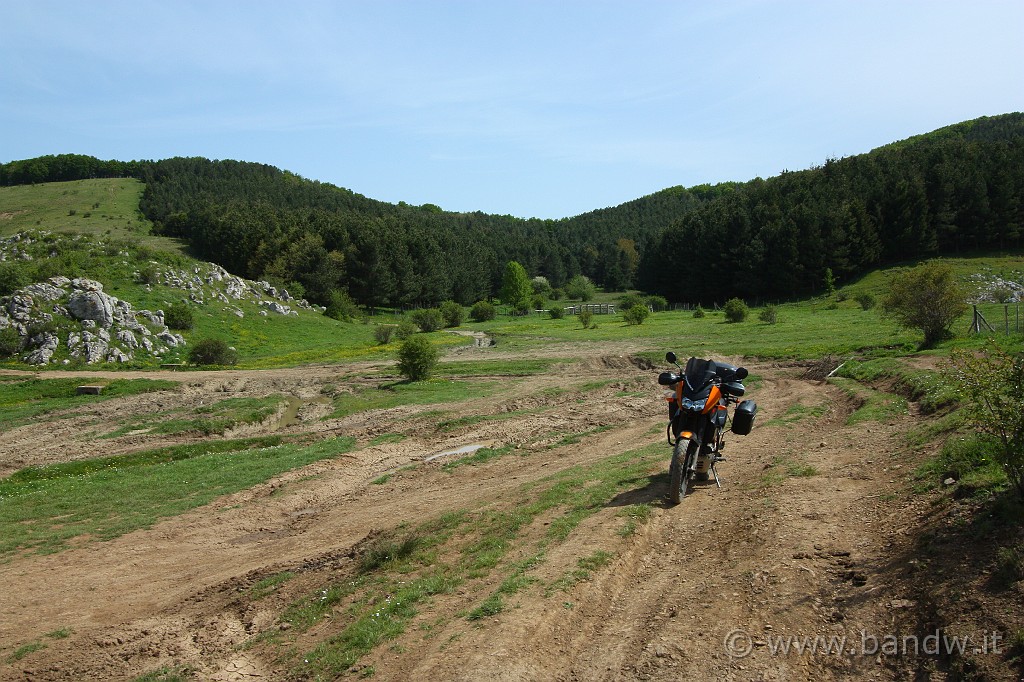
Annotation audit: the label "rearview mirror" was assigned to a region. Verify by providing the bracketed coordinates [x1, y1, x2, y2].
[666, 351, 677, 364]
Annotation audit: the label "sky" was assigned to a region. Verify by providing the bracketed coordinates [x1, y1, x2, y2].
[2, 1, 1023, 220]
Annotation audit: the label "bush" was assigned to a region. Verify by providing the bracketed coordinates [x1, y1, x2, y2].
[0, 327, 21, 358]
[758, 305, 778, 324]
[0, 263, 28, 297]
[395, 318, 418, 340]
[882, 262, 966, 348]
[623, 304, 650, 326]
[325, 289, 360, 322]
[550, 288, 564, 302]
[188, 338, 238, 366]
[531, 276, 552, 297]
[397, 335, 439, 381]
[470, 300, 496, 322]
[374, 324, 396, 345]
[693, 305, 706, 319]
[945, 342, 1024, 497]
[439, 301, 463, 328]
[136, 264, 160, 285]
[618, 293, 645, 310]
[549, 305, 564, 320]
[644, 295, 669, 312]
[579, 309, 594, 329]
[723, 298, 749, 323]
[412, 308, 443, 333]
[855, 292, 877, 310]
[164, 302, 194, 331]
[565, 274, 596, 302]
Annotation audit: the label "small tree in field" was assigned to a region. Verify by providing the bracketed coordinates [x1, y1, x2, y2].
[881, 262, 966, 348]
[565, 274, 596, 302]
[188, 338, 238, 366]
[165, 302, 194, 331]
[723, 298, 749, 323]
[439, 301, 463, 328]
[758, 305, 778, 324]
[470, 300, 496, 322]
[398, 335, 438, 381]
[623, 304, 650, 326]
[578, 309, 594, 329]
[945, 342, 1024, 497]
[412, 308, 443, 333]
[500, 261, 533, 313]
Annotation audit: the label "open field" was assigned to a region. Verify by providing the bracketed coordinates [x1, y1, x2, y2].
[1, 180, 1023, 680]
[1, 331, 1022, 681]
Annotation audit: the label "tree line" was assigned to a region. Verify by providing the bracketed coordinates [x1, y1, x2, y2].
[2, 113, 1022, 308]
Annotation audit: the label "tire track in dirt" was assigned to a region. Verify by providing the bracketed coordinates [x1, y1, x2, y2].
[0, 359, 935, 681]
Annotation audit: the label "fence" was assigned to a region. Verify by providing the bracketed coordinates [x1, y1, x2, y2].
[969, 303, 1021, 335]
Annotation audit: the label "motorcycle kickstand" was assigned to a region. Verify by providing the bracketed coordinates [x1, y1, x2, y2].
[710, 462, 723, 488]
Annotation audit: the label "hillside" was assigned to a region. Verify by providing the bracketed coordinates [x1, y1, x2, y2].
[3, 113, 1022, 309]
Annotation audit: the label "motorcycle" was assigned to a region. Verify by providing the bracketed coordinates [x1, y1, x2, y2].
[658, 352, 757, 504]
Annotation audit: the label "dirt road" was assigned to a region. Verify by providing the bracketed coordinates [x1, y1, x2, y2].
[0, 347, 937, 681]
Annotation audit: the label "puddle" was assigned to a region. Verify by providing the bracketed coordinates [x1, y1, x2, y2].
[424, 443, 488, 462]
[274, 396, 331, 430]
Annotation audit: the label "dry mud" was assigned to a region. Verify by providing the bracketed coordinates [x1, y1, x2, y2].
[0, 345, 949, 681]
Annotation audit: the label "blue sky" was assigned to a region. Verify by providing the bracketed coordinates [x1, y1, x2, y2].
[2, 1, 1023, 219]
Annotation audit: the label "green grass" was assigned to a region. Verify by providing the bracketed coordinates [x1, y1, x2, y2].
[4, 641, 45, 664]
[828, 377, 908, 424]
[277, 442, 665, 677]
[0, 179, 163, 246]
[763, 402, 828, 427]
[330, 378, 506, 419]
[0, 377, 179, 429]
[913, 432, 1008, 496]
[0, 435, 354, 556]
[617, 503, 654, 536]
[251, 572, 296, 600]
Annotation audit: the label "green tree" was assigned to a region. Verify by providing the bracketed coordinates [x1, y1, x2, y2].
[565, 274, 596, 302]
[500, 261, 533, 313]
[881, 262, 966, 347]
[188, 338, 238, 366]
[945, 342, 1024, 497]
[397, 335, 438, 381]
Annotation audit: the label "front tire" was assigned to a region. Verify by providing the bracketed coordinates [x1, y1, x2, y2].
[668, 439, 696, 504]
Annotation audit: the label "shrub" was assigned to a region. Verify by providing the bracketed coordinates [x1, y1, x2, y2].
[579, 309, 594, 329]
[618, 293, 645, 310]
[855, 292, 877, 310]
[164, 302, 194, 331]
[945, 342, 1024, 497]
[882, 262, 966, 348]
[693, 305, 706, 319]
[0, 327, 21, 357]
[623, 304, 650, 326]
[470, 300, 496, 322]
[412, 308, 443, 333]
[723, 298, 749, 323]
[188, 338, 238, 366]
[0, 263, 28, 297]
[136, 264, 160, 285]
[565, 274, 596, 302]
[439, 301, 463, 328]
[644, 295, 669, 312]
[395, 318, 418, 340]
[397, 335, 438, 381]
[531, 276, 552, 297]
[374, 325, 396, 345]
[325, 289, 360, 322]
[550, 288, 564, 302]
[549, 305, 564, 320]
[758, 305, 778, 324]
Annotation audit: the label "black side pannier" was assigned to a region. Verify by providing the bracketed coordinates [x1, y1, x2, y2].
[731, 399, 757, 435]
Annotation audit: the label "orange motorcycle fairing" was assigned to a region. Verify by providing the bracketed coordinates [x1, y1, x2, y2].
[701, 385, 722, 414]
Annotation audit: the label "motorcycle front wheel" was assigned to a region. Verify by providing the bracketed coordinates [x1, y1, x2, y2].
[668, 438, 697, 504]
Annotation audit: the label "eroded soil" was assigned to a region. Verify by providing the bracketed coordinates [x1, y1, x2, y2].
[0, 344, 995, 680]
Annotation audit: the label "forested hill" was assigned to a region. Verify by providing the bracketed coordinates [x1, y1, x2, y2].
[2, 112, 1023, 307]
